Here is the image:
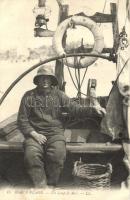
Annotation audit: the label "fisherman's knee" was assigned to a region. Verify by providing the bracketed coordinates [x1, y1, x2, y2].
[24, 146, 43, 168]
[47, 141, 66, 164]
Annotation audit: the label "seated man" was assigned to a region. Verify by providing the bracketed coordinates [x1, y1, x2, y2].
[17, 64, 105, 188]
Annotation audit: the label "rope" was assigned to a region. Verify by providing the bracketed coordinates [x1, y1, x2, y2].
[78, 39, 89, 89]
[102, 0, 107, 13]
[65, 55, 100, 99]
[67, 65, 79, 91]
[74, 57, 80, 87]
[75, 56, 81, 98]
[126, 0, 130, 21]
[99, 0, 107, 27]
[124, 0, 130, 26]
[117, 0, 128, 28]
[65, 55, 79, 91]
[65, 55, 81, 98]
[77, 68, 81, 98]
[66, 65, 99, 99]
[75, 67, 79, 86]
[66, 54, 86, 99]
[66, 57, 130, 102]
[61, 58, 65, 82]
[80, 67, 88, 87]
[108, 57, 130, 97]
[77, 66, 81, 89]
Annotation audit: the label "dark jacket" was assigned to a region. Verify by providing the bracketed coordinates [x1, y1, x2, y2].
[17, 87, 100, 143]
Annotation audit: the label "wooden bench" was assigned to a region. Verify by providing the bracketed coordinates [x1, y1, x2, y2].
[0, 141, 122, 153]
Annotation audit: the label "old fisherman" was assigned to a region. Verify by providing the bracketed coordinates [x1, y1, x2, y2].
[17, 64, 106, 188]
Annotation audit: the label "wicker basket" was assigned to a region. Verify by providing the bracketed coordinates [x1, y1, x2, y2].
[72, 160, 112, 188]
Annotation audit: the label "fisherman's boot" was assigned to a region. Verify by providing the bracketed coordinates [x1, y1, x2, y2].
[24, 141, 47, 188]
[45, 141, 66, 187]
[27, 168, 47, 188]
[46, 162, 64, 186]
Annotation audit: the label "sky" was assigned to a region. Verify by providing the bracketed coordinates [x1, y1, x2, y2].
[0, 0, 129, 121]
[0, 0, 124, 51]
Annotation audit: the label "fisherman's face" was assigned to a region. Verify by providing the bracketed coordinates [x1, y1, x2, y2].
[37, 75, 52, 90]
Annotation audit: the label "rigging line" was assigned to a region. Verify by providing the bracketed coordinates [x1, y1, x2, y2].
[75, 56, 82, 97]
[67, 69, 97, 99]
[65, 56, 79, 91]
[66, 63, 94, 98]
[126, 0, 130, 21]
[102, 0, 107, 14]
[80, 67, 88, 87]
[65, 56, 99, 98]
[125, 0, 129, 27]
[66, 65, 79, 91]
[74, 56, 80, 86]
[75, 64, 80, 87]
[68, 56, 130, 100]
[77, 65, 81, 87]
[75, 67, 80, 89]
[66, 52, 81, 97]
[108, 57, 130, 98]
[78, 38, 88, 88]
[71, 49, 79, 89]
[116, 0, 119, 21]
[77, 38, 85, 97]
[99, 0, 107, 27]
[77, 62, 81, 97]
[61, 58, 65, 82]
[81, 58, 130, 99]
[124, 0, 130, 26]
[117, 0, 127, 27]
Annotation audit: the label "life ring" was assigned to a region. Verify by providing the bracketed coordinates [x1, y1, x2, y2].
[53, 15, 104, 68]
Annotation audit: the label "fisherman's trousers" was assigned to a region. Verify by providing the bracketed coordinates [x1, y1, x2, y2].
[24, 138, 66, 187]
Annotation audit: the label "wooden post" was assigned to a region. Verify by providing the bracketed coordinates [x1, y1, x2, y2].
[126, 0, 130, 21]
[38, 0, 46, 7]
[110, 3, 119, 56]
[55, 4, 69, 91]
[87, 79, 100, 107]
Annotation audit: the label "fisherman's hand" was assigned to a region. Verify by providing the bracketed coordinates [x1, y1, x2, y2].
[30, 131, 47, 144]
[92, 105, 106, 117]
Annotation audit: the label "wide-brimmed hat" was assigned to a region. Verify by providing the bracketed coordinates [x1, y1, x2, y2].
[33, 65, 58, 86]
